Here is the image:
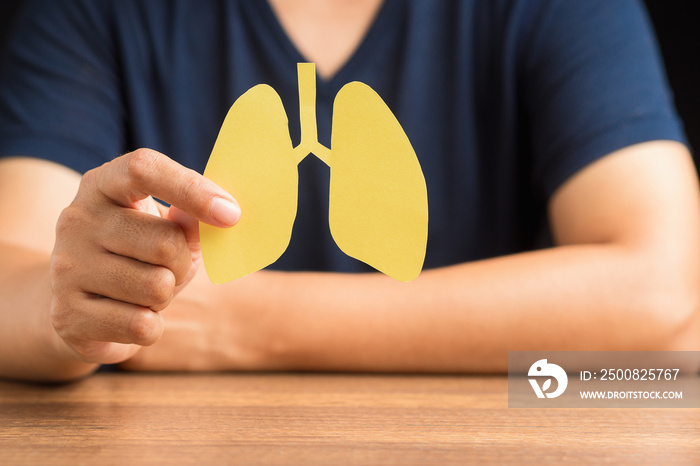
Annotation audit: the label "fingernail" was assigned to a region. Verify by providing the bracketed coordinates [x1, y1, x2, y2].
[210, 197, 241, 226]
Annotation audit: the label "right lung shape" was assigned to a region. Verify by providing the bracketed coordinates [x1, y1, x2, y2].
[200, 85, 297, 284]
[200, 63, 428, 284]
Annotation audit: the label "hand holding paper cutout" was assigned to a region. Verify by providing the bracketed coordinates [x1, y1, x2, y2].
[200, 63, 428, 283]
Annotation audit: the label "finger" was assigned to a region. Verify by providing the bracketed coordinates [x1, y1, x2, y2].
[78, 252, 177, 311]
[100, 207, 192, 284]
[70, 341, 141, 366]
[94, 148, 241, 227]
[167, 207, 202, 292]
[167, 205, 200, 244]
[52, 292, 164, 347]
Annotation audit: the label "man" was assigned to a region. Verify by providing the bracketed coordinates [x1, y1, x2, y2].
[0, 0, 698, 381]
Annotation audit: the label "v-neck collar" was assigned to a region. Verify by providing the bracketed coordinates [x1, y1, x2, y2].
[249, 0, 399, 94]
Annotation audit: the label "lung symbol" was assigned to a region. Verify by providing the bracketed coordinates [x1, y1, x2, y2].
[201, 63, 428, 283]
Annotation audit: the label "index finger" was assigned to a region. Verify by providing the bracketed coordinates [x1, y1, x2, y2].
[95, 148, 240, 227]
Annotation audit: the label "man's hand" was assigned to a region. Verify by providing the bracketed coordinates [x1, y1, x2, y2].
[49, 148, 240, 364]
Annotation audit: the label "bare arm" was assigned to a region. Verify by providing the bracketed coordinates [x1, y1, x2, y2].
[0, 158, 88, 380]
[123, 141, 700, 373]
[2, 141, 698, 380]
[0, 151, 240, 381]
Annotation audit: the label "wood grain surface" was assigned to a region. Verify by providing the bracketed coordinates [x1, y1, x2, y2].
[1, 373, 698, 465]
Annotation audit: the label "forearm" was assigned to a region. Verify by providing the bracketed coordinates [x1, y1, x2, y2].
[247, 143, 695, 374]
[119, 142, 700, 374]
[251, 243, 699, 373]
[0, 243, 98, 381]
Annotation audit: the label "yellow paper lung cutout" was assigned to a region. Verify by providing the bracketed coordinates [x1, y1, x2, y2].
[200, 85, 297, 282]
[200, 63, 428, 283]
[330, 82, 428, 282]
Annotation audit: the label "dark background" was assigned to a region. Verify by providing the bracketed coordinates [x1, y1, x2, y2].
[1, 1, 699, 157]
[643, 0, 700, 157]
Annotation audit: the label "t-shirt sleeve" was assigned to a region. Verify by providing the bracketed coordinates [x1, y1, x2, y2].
[523, 0, 687, 200]
[0, 0, 123, 174]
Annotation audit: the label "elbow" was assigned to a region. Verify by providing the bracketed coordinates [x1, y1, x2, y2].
[646, 282, 700, 373]
[639, 262, 700, 351]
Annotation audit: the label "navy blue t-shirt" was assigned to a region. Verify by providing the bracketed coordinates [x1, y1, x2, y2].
[0, 0, 686, 272]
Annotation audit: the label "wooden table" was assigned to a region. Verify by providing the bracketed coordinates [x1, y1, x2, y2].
[1, 373, 698, 464]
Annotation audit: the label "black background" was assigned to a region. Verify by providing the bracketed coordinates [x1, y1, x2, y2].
[1, 1, 699, 158]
